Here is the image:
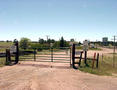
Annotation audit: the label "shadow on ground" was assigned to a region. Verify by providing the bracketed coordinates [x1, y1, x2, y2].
[17, 63, 71, 69]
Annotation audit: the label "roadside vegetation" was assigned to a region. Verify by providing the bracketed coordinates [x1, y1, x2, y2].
[76, 46, 102, 51]
[0, 58, 6, 67]
[79, 54, 117, 76]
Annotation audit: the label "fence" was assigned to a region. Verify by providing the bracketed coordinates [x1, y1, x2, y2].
[72, 44, 99, 69]
[19, 47, 72, 65]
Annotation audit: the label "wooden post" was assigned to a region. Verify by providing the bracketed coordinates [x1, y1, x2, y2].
[6, 49, 8, 63]
[79, 51, 83, 66]
[96, 53, 99, 68]
[51, 47, 53, 62]
[92, 53, 96, 68]
[6, 49, 11, 65]
[72, 44, 75, 68]
[8, 49, 11, 62]
[34, 49, 36, 61]
[15, 41, 19, 64]
[70, 47, 72, 66]
[84, 51, 87, 65]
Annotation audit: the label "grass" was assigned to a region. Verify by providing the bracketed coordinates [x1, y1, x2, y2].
[0, 42, 12, 46]
[76, 46, 83, 50]
[79, 54, 117, 76]
[0, 42, 13, 52]
[0, 57, 6, 67]
[76, 46, 102, 51]
[89, 47, 102, 51]
[0, 42, 13, 66]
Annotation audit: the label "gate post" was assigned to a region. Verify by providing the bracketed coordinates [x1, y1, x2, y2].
[6, 49, 11, 65]
[70, 47, 72, 66]
[51, 47, 53, 62]
[72, 44, 75, 68]
[34, 49, 36, 61]
[84, 51, 87, 65]
[15, 40, 19, 64]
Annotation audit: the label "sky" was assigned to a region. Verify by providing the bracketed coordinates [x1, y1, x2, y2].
[0, 0, 117, 42]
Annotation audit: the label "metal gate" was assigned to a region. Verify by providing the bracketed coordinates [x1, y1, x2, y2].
[19, 47, 71, 65]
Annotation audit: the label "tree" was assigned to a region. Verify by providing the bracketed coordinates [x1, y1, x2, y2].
[60, 37, 65, 47]
[53, 41, 60, 48]
[51, 39, 55, 43]
[47, 39, 55, 44]
[20, 38, 31, 49]
[39, 38, 45, 44]
[59, 37, 69, 47]
[78, 41, 81, 46]
[70, 38, 75, 42]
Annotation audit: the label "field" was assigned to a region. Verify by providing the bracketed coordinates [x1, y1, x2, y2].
[78, 48, 117, 76]
[0, 42, 12, 52]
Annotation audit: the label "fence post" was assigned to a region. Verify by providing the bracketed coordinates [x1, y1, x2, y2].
[72, 44, 75, 68]
[6, 49, 8, 63]
[84, 51, 87, 65]
[79, 52, 83, 66]
[96, 53, 99, 68]
[15, 41, 19, 64]
[34, 49, 36, 61]
[70, 47, 72, 66]
[92, 53, 96, 68]
[6, 49, 11, 65]
[51, 47, 53, 62]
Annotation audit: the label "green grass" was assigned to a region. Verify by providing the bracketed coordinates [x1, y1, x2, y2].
[79, 55, 117, 76]
[76, 46, 83, 50]
[0, 42, 13, 66]
[0, 42, 13, 47]
[76, 46, 102, 51]
[0, 42, 13, 52]
[89, 48, 102, 51]
[0, 58, 6, 67]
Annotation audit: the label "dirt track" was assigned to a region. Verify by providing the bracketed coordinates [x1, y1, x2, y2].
[87, 47, 115, 57]
[0, 61, 117, 90]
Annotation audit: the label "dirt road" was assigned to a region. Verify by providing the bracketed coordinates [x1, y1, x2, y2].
[0, 61, 117, 90]
[87, 48, 114, 57]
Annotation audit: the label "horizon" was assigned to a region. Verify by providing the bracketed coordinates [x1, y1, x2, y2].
[0, 36, 113, 43]
[0, 0, 117, 42]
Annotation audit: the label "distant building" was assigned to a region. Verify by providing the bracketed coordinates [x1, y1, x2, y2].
[102, 37, 108, 46]
[102, 37, 108, 42]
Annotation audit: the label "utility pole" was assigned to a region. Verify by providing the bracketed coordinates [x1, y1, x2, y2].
[46, 35, 49, 41]
[46, 35, 50, 47]
[96, 40, 97, 49]
[113, 36, 116, 53]
[112, 36, 117, 67]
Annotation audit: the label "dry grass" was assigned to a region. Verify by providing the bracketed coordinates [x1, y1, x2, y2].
[79, 53, 117, 76]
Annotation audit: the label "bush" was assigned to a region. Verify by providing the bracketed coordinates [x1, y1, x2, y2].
[20, 38, 31, 50]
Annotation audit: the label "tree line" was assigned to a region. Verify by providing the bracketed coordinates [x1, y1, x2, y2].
[19, 37, 70, 50]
